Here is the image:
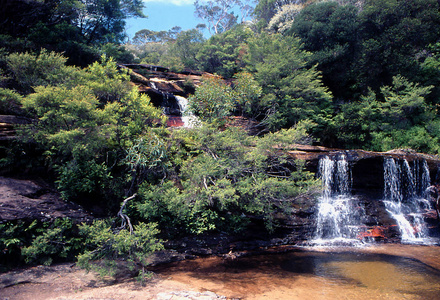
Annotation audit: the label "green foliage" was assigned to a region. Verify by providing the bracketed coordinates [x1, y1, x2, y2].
[233, 72, 263, 117]
[132, 28, 178, 45]
[196, 25, 253, 78]
[128, 27, 187, 69]
[77, 219, 163, 279]
[14, 52, 164, 206]
[81, 56, 133, 103]
[57, 158, 113, 201]
[21, 85, 110, 160]
[0, 220, 39, 270]
[189, 71, 264, 124]
[288, 1, 359, 99]
[370, 126, 440, 154]
[6, 50, 72, 93]
[284, 0, 440, 100]
[1, 0, 144, 67]
[189, 76, 235, 123]
[26, 22, 100, 67]
[355, 0, 440, 94]
[335, 75, 440, 153]
[137, 124, 318, 235]
[245, 33, 332, 133]
[378, 75, 433, 128]
[124, 134, 167, 172]
[253, 0, 279, 25]
[0, 88, 24, 115]
[417, 42, 440, 105]
[124, 131, 168, 194]
[172, 29, 205, 71]
[130, 42, 170, 65]
[100, 43, 135, 63]
[0, 221, 29, 258]
[22, 218, 83, 266]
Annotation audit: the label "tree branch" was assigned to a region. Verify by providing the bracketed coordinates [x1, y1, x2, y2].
[117, 193, 137, 234]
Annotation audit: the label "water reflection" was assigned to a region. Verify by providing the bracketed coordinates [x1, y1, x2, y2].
[281, 251, 440, 296]
[156, 246, 440, 299]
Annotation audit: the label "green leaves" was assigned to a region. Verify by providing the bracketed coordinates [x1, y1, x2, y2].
[188, 71, 262, 123]
[189, 75, 235, 123]
[245, 33, 332, 131]
[380, 75, 433, 126]
[15, 52, 163, 203]
[21, 218, 83, 266]
[77, 219, 163, 278]
[137, 124, 318, 235]
[6, 50, 72, 93]
[335, 75, 439, 153]
[196, 25, 253, 78]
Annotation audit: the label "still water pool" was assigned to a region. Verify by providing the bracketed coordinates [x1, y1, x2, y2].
[156, 244, 440, 299]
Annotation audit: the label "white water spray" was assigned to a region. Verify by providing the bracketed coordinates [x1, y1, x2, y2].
[383, 158, 433, 244]
[175, 95, 199, 128]
[312, 155, 365, 246]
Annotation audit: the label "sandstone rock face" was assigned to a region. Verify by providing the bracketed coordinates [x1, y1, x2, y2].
[0, 176, 91, 222]
[0, 115, 31, 141]
[119, 64, 218, 124]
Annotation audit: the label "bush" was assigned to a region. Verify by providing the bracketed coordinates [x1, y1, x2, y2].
[6, 50, 71, 93]
[0, 88, 23, 115]
[136, 124, 318, 235]
[21, 219, 83, 266]
[13, 54, 165, 207]
[77, 218, 163, 280]
[189, 75, 235, 123]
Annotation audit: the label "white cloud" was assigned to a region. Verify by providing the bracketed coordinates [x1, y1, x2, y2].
[143, 0, 194, 5]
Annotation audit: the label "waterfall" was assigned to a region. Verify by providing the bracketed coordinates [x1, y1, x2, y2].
[383, 158, 433, 244]
[312, 155, 365, 246]
[175, 95, 199, 128]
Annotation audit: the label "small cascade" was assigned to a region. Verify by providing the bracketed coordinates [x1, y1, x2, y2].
[312, 155, 366, 246]
[383, 158, 433, 244]
[175, 95, 199, 128]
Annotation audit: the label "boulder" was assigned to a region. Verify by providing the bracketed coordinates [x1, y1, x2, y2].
[0, 176, 91, 222]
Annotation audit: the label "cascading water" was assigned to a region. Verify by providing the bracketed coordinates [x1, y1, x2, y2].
[175, 95, 199, 128]
[383, 158, 433, 244]
[312, 155, 366, 246]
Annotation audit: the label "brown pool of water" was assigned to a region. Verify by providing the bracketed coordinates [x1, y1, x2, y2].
[154, 244, 440, 300]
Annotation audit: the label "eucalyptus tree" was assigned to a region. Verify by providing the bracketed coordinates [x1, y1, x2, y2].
[194, 0, 257, 35]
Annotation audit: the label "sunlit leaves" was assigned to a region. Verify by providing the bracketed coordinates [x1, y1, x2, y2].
[137, 124, 318, 235]
[189, 75, 235, 122]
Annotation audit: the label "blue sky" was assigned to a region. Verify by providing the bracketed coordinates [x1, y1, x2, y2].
[125, 0, 203, 40]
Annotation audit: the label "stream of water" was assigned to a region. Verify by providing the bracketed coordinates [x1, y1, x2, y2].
[312, 155, 366, 246]
[175, 95, 199, 128]
[312, 155, 437, 246]
[383, 158, 434, 244]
